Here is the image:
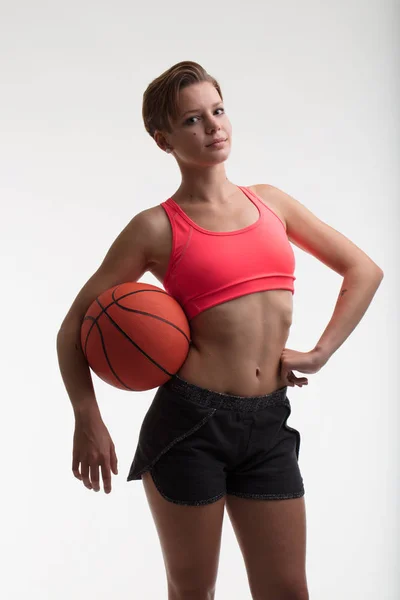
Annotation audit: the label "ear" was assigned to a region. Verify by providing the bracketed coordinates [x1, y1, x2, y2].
[154, 130, 171, 153]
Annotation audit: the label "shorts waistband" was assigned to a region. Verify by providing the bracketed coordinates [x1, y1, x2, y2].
[162, 374, 289, 411]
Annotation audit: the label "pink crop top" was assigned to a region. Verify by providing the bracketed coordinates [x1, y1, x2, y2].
[160, 185, 296, 321]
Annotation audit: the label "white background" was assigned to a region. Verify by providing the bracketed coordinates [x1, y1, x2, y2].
[1, 1, 398, 598]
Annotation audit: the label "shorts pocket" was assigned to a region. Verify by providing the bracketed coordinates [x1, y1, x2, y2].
[127, 385, 218, 481]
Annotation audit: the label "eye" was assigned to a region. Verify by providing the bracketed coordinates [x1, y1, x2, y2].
[185, 107, 225, 126]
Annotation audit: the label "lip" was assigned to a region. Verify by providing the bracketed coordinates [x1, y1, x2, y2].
[206, 138, 227, 147]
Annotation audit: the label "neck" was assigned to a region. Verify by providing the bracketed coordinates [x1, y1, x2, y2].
[175, 164, 235, 205]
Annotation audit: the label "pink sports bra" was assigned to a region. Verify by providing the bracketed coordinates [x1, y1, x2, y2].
[160, 185, 296, 321]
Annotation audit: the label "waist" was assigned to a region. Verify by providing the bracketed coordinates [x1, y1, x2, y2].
[176, 289, 292, 395]
[163, 373, 289, 411]
[174, 344, 288, 397]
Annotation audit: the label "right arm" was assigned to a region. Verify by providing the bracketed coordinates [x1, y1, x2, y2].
[56, 209, 156, 493]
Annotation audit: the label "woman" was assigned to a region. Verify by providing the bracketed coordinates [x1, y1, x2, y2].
[57, 61, 383, 599]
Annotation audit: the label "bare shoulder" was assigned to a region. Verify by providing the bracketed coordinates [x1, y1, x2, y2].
[251, 183, 383, 275]
[141, 203, 169, 225]
[140, 204, 171, 240]
[138, 204, 172, 268]
[250, 183, 287, 230]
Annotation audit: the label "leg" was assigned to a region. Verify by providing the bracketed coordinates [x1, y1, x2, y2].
[225, 494, 308, 600]
[142, 470, 226, 600]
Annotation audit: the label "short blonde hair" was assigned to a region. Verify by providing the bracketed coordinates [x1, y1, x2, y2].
[142, 60, 223, 138]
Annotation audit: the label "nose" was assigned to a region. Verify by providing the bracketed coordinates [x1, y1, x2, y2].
[205, 114, 221, 134]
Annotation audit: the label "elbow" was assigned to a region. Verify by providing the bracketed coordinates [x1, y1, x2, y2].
[57, 322, 69, 339]
[57, 314, 81, 339]
[345, 263, 384, 279]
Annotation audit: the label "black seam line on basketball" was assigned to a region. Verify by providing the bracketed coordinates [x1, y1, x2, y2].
[83, 316, 99, 362]
[111, 287, 190, 342]
[81, 285, 189, 381]
[84, 287, 190, 345]
[85, 316, 135, 390]
[87, 293, 181, 378]
[88, 287, 190, 347]
[82, 287, 190, 361]
[83, 312, 175, 381]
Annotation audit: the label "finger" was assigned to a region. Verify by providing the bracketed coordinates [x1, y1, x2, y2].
[286, 371, 296, 384]
[81, 461, 93, 490]
[287, 374, 308, 387]
[110, 445, 118, 475]
[90, 463, 100, 492]
[285, 375, 295, 387]
[72, 454, 82, 480]
[101, 461, 112, 494]
[288, 372, 308, 384]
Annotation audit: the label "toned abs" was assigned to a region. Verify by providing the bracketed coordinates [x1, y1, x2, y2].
[147, 185, 292, 396]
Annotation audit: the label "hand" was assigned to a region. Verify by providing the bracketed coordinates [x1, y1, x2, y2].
[279, 347, 328, 387]
[72, 415, 118, 494]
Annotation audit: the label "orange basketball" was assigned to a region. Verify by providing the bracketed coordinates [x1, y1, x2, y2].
[80, 282, 191, 391]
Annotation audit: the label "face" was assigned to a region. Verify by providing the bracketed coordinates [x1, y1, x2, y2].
[155, 81, 232, 166]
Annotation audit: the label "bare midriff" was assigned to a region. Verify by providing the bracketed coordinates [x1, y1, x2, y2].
[148, 185, 293, 397]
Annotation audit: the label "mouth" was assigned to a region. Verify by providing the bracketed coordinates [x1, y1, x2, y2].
[206, 138, 228, 147]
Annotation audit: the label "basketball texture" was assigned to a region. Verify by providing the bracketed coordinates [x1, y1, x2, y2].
[80, 282, 191, 391]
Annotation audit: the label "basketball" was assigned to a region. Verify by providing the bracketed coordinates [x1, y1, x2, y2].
[80, 281, 191, 392]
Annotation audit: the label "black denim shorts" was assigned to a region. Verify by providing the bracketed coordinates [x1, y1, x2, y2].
[127, 374, 305, 506]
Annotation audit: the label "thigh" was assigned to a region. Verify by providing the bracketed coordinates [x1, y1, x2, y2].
[142, 470, 226, 594]
[225, 494, 308, 598]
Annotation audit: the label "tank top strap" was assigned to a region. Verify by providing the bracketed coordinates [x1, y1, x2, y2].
[239, 186, 286, 230]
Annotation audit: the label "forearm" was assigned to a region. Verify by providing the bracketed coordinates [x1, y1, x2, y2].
[56, 319, 102, 421]
[313, 264, 384, 362]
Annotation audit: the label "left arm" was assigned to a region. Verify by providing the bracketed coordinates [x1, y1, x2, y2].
[312, 265, 383, 363]
[259, 184, 384, 376]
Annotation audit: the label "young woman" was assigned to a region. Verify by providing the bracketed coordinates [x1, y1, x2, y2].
[57, 61, 384, 600]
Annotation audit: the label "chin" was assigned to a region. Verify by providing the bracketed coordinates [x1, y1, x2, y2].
[202, 146, 231, 160]
[198, 156, 229, 167]
[184, 145, 230, 166]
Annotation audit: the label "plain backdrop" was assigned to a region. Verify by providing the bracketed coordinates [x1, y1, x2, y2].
[1, 1, 398, 598]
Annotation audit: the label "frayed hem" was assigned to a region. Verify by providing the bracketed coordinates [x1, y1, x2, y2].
[226, 489, 305, 500]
